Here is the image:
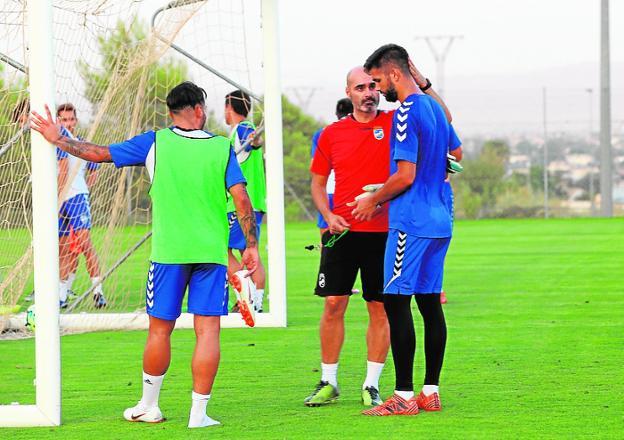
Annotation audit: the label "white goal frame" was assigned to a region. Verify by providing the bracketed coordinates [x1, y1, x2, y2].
[0, 0, 286, 427]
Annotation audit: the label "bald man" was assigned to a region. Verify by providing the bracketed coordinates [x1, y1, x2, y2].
[306, 67, 392, 408]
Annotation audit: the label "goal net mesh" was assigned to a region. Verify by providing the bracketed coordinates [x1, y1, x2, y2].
[0, 0, 267, 335]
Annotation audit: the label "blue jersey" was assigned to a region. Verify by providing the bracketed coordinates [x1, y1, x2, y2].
[389, 94, 461, 238]
[109, 127, 245, 190]
[311, 128, 323, 158]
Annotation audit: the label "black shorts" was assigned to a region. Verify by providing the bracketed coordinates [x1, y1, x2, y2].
[315, 231, 387, 302]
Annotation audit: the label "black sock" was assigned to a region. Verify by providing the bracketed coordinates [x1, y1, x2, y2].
[415, 293, 447, 386]
[383, 294, 414, 392]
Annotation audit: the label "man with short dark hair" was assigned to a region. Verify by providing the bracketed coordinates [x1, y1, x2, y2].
[31, 80, 259, 428]
[55, 102, 106, 308]
[353, 44, 462, 416]
[224, 89, 267, 313]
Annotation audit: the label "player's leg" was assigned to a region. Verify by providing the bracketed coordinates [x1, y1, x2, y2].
[71, 195, 106, 307]
[413, 238, 450, 411]
[359, 232, 390, 406]
[124, 262, 189, 424]
[64, 244, 79, 299]
[74, 229, 106, 308]
[57, 204, 72, 307]
[363, 230, 422, 416]
[187, 264, 228, 428]
[305, 231, 358, 406]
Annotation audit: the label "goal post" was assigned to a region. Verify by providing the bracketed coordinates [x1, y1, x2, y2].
[0, 0, 286, 427]
[0, 0, 61, 427]
[261, 0, 287, 327]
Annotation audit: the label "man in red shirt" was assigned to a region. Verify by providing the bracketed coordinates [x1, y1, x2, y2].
[305, 65, 453, 409]
[306, 66, 392, 407]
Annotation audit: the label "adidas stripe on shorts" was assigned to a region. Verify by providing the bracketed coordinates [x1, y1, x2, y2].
[383, 229, 451, 295]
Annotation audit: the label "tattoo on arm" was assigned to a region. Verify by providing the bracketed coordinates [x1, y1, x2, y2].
[56, 136, 112, 163]
[239, 213, 258, 247]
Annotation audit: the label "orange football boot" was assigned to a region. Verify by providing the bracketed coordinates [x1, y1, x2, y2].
[362, 394, 419, 416]
[415, 391, 442, 411]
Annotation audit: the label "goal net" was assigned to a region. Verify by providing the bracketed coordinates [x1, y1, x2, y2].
[0, 0, 285, 336]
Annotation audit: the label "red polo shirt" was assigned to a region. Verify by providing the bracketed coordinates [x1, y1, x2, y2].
[310, 111, 392, 232]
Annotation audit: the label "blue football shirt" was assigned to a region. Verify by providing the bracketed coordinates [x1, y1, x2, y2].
[389, 94, 460, 238]
[310, 128, 323, 158]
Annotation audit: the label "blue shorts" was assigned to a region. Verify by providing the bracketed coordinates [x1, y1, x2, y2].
[146, 262, 229, 320]
[228, 211, 263, 250]
[58, 194, 92, 237]
[383, 229, 451, 295]
[316, 194, 334, 229]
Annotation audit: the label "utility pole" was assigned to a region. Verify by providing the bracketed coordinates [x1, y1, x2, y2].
[415, 35, 463, 99]
[543, 87, 549, 218]
[586, 88, 595, 216]
[600, 0, 613, 216]
[286, 86, 319, 112]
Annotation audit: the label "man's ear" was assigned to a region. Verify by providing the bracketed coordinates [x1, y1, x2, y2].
[390, 67, 401, 82]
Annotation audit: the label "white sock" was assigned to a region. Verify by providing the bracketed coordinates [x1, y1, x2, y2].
[254, 289, 265, 310]
[59, 279, 68, 302]
[363, 361, 384, 390]
[321, 362, 338, 387]
[422, 385, 439, 396]
[190, 391, 210, 420]
[188, 391, 220, 428]
[66, 272, 76, 291]
[395, 390, 414, 400]
[91, 276, 103, 295]
[139, 372, 164, 409]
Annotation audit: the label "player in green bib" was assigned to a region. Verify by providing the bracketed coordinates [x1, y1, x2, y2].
[224, 90, 267, 312]
[31, 81, 259, 428]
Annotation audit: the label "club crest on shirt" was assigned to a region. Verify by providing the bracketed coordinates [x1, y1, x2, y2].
[373, 127, 384, 140]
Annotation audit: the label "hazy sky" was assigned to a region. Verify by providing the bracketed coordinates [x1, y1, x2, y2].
[138, 0, 623, 136]
[276, 0, 623, 135]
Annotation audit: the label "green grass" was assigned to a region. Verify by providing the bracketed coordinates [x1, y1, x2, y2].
[1, 218, 623, 438]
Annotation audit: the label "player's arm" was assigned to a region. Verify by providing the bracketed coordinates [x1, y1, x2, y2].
[229, 183, 259, 273]
[311, 172, 350, 234]
[86, 169, 98, 188]
[408, 59, 452, 123]
[450, 146, 462, 162]
[31, 105, 112, 163]
[57, 157, 68, 198]
[350, 161, 415, 222]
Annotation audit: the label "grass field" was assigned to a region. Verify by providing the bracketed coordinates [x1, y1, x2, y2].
[1, 218, 623, 439]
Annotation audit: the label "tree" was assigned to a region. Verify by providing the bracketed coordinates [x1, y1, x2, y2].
[78, 20, 199, 140]
[454, 140, 509, 218]
[279, 95, 323, 220]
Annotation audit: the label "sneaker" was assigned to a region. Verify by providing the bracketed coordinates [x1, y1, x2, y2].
[440, 291, 447, 304]
[230, 270, 255, 327]
[415, 391, 442, 411]
[361, 386, 382, 406]
[93, 293, 107, 309]
[123, 403, 165, 423]
[59, 300, 68, 309]
[362, 394, 419, 416]
[304, 381, 339, 407]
